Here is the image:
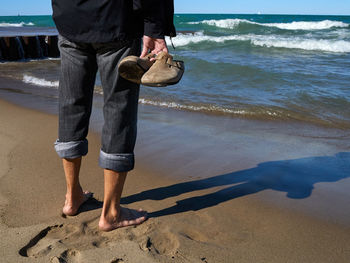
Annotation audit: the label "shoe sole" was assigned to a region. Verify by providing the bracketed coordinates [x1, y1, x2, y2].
[141, 78, 180, 87]
[118, 60, 147, 84]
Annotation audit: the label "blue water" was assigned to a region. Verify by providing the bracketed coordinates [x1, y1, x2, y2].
[1, 14, 350, 128]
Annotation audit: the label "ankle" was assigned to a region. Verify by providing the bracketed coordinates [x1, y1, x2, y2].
[101, 204, 120, 222]
[66, 185, 83, 196]
[98, 211, 119, 231]
[65, 189, 84, 203]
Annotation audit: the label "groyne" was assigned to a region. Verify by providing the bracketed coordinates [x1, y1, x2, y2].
[0, 35, 59, 61]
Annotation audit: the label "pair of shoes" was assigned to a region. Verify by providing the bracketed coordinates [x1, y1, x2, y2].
[118, 51, 184, 87]
[118, 53, 154, 84]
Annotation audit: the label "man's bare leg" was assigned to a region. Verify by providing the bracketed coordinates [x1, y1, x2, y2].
[98, 169, 147, 231]
[62, 157, 92, 216]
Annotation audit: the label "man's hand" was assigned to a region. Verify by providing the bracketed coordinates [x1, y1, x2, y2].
[140, 35, 168, 58]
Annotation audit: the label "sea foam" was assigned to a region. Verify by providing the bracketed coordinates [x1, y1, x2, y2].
[23, 75, 59, 88]
[265, 20, 349, 30]
[251, 37, 350, 53]
[189, 19, 243, 29]
[138, 98, 286, 119]
[139, 98, 250, 115]
[0, 22, 34, 27]
[167, 32, 243, 46]
[166, 32, 350, 53]
[190, 19, 349, 31]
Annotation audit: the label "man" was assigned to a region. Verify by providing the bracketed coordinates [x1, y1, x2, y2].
[52, 0, 176, 231]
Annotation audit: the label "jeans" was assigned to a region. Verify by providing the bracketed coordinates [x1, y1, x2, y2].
[54, 35, 141, 172]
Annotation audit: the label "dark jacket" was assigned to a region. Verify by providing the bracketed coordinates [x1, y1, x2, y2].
[52, 0, 176, 43]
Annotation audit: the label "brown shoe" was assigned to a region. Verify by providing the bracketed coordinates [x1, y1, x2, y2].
[141, 52, 185, 87]
[118, 53, 155, 84]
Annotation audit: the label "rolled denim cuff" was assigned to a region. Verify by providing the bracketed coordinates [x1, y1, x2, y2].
[54, 139, 88, 159]
[99, 150, 134, 172]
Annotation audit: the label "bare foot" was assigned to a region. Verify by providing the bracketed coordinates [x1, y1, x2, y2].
[98, 207, 148, 232]
[62, 191, 93, 216]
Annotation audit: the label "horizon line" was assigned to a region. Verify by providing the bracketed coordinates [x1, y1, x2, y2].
[0, 12, 349, 17]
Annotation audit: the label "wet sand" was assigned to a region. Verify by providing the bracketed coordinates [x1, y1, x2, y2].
[1, 79, 350, 262]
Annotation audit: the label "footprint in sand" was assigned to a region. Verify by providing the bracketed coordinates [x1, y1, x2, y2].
[110, 258, 125, 263]
[180, 228, 208, 242]
[19, 223, 108, 260]
[123, 222, 180, 256]
[50, 249, 80, 263]
[19, 221, 170, 260]
[19, 225, 64, 258]
[148, 231, 180, 256]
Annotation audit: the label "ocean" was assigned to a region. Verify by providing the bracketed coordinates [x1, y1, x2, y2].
[1, 14, 350, 129]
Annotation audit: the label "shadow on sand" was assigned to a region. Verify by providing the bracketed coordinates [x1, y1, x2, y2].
[61, 197, 103, 218]
[121, 152, 350, 218]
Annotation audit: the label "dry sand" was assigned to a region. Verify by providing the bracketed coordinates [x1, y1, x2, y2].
[1, 98, 350, 263]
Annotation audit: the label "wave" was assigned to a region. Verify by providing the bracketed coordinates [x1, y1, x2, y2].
[189, 19, 244, 29]
[252, 37, 350, 53]
[189, 19, 349, 31]
[167, 32, 350, 53]
[167, 32, 243, 46]
[16, 75, 349, 128]
[138, 98, 349, 128]
[138, 98, 281, 117]
[16, 75, 288, 118]
[0, 22, 34, 27]
[265, 20, 350, 30]
[23, 75, 59, 88]
[16, 76, 287, 120]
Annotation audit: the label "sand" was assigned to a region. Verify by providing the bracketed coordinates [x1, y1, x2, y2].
[1, 97, 350, 263]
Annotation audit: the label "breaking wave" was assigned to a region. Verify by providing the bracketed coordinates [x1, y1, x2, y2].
[0, 22, 35, 27]
[167, 32, 350, 53]
[189, 19, 349, 31]
[23, 75, 59, 87]
[252, 37, 350, 53]
[266, 20, 350, 30]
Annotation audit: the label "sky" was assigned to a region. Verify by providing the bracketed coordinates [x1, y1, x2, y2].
[0, 0, 349, 16]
